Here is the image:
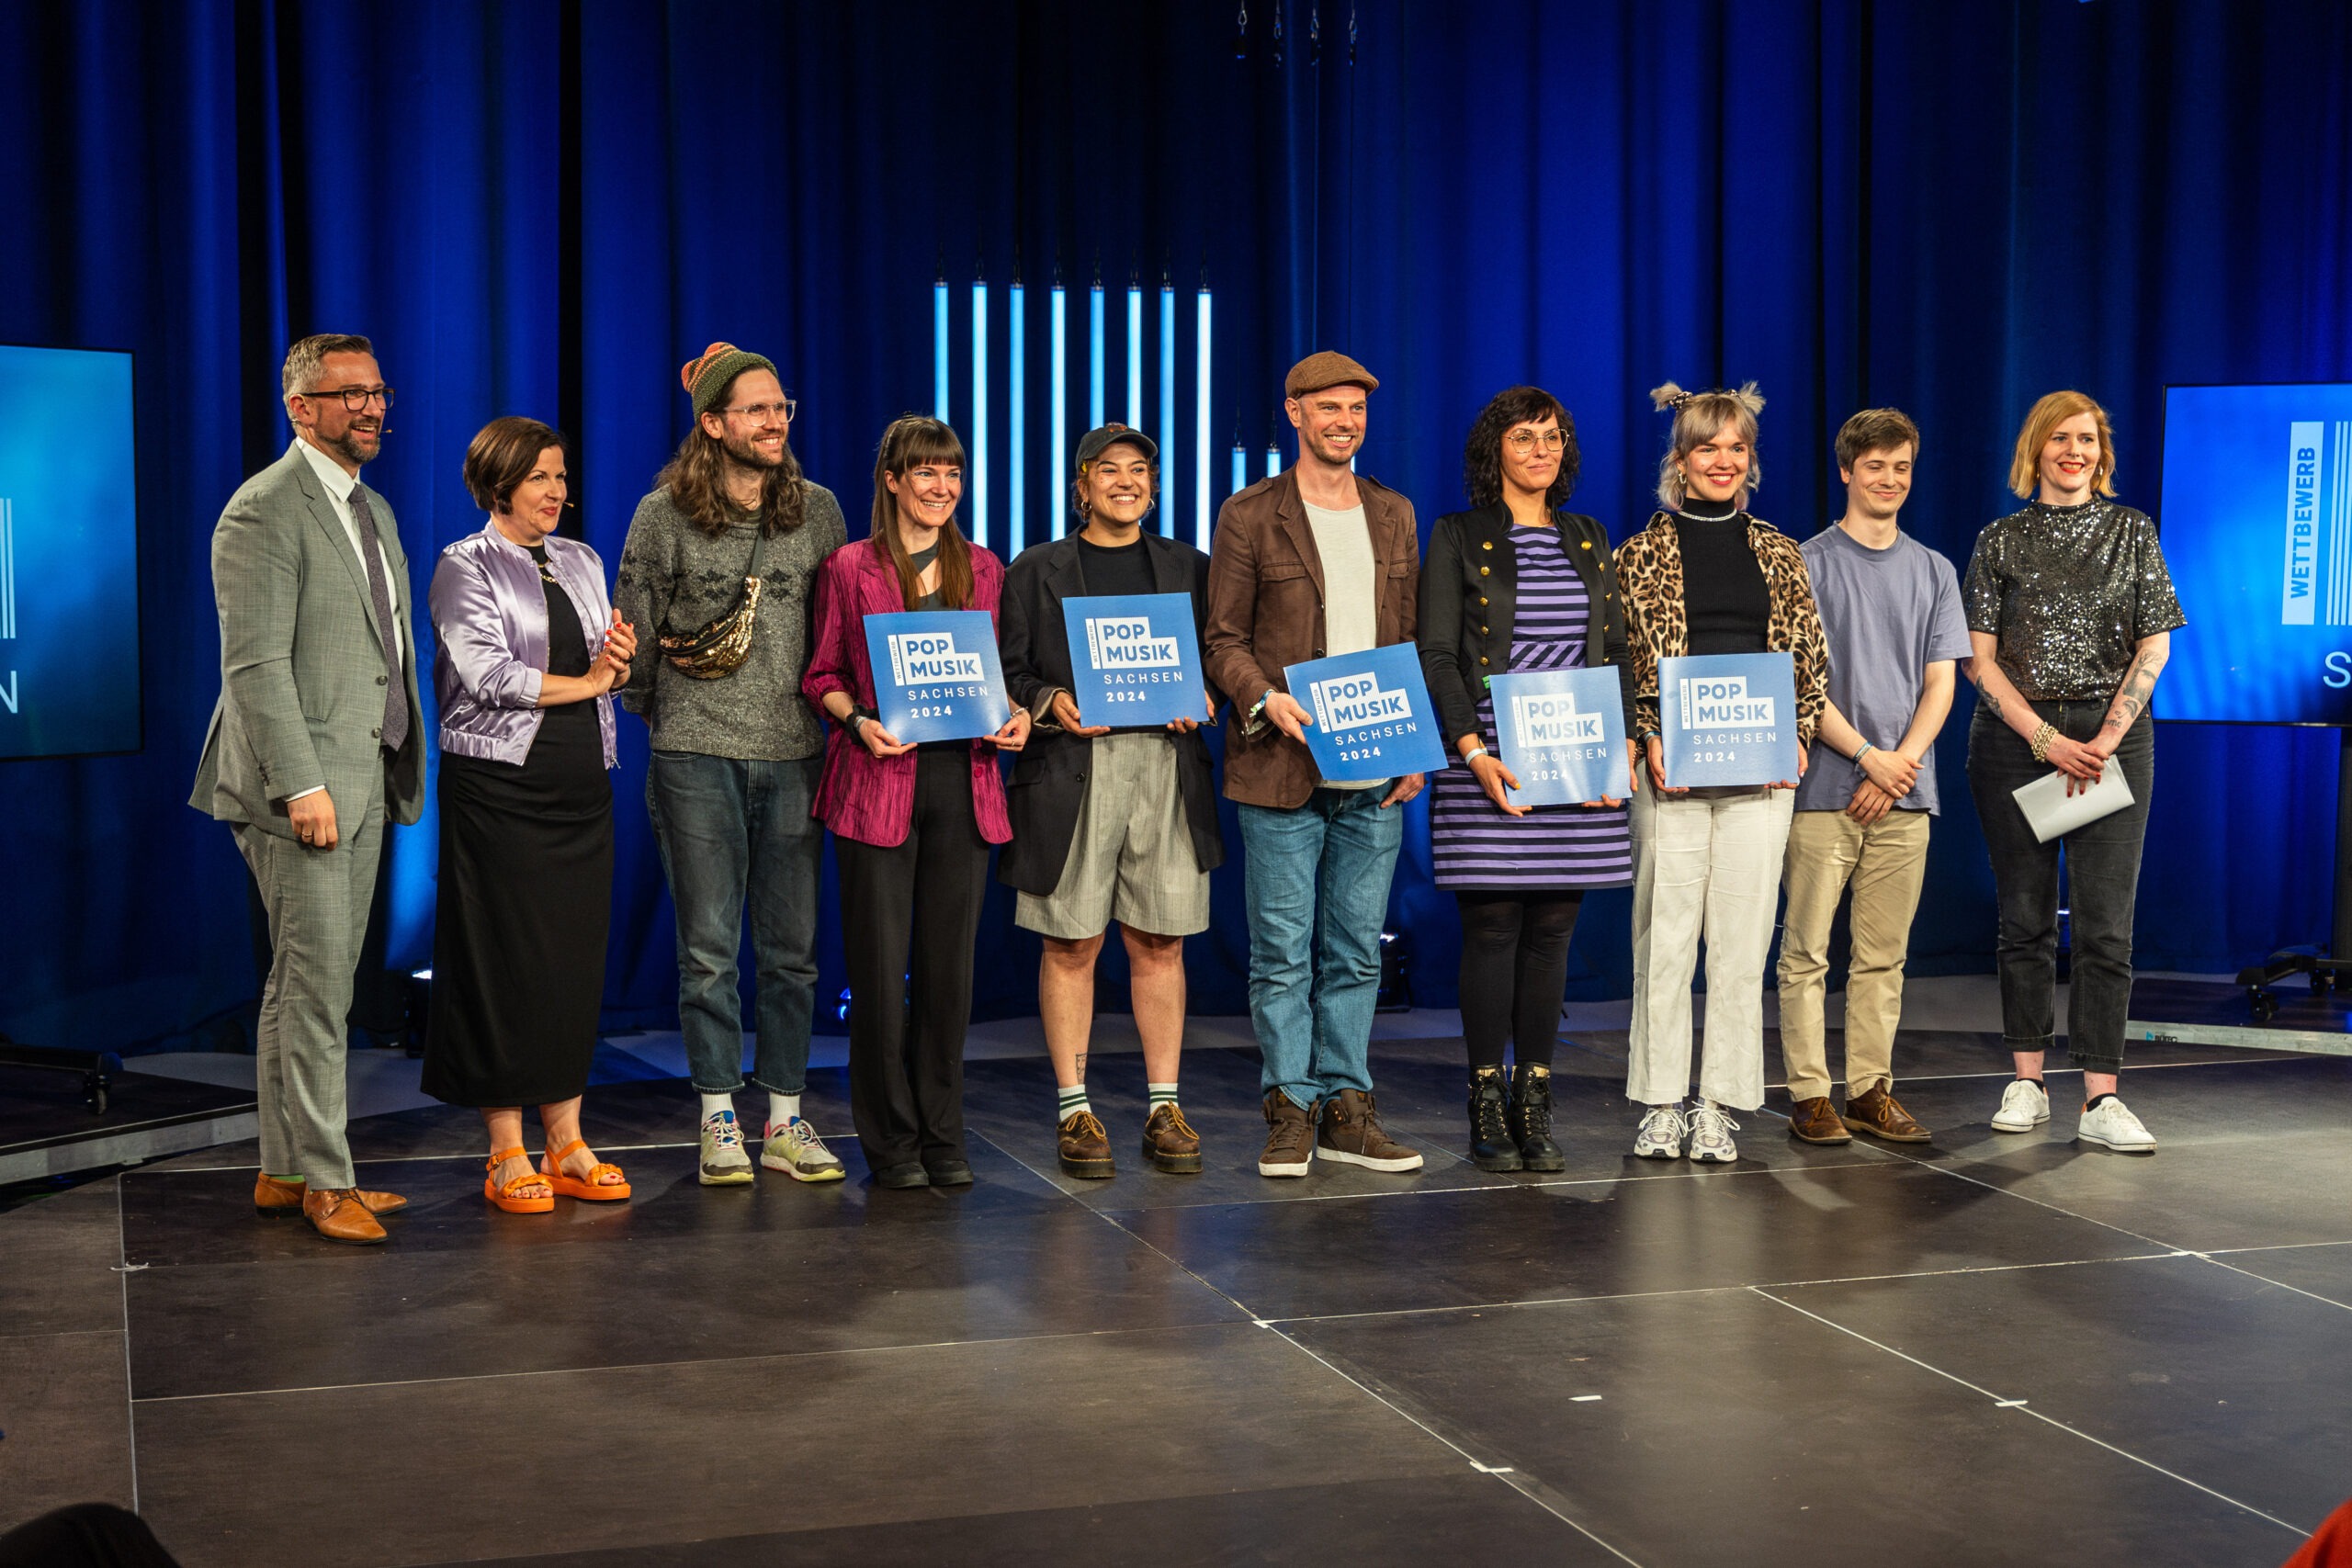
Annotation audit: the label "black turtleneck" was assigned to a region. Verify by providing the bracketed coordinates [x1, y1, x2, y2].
[1673, 498, 1770, 655]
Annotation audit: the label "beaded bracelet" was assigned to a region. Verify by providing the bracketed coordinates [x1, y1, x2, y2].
[2028, 721, 2057, 762]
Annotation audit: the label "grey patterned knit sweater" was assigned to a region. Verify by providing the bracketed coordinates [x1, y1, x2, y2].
[612, 482, 847, 760]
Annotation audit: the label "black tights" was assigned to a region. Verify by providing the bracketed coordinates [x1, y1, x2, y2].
[1456, 892, 1585, 1069]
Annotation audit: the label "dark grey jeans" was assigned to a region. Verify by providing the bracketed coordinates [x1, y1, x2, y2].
[1965, 701, 2154, 1075]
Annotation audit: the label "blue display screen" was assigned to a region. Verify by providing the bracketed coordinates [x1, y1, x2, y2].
[0, 344, 141, 760]
[2160, 383, 2352, 726]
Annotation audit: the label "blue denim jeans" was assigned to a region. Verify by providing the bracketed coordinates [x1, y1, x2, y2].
[647, 750, 824, 1095]
[1237, 785, 1406, 1111]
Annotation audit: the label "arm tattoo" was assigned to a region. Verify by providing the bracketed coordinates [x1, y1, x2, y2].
[2100, 650, 2165, 736]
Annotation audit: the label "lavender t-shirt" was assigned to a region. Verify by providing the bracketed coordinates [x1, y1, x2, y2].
[1793, 525, 1973, 816]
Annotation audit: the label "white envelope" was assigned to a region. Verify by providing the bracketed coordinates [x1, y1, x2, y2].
[2011, 758, 2134, 843]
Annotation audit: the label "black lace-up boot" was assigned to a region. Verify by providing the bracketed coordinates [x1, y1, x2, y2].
[1467, 1067, 1522, 1172]
[1510, 1064, 1566, 1172]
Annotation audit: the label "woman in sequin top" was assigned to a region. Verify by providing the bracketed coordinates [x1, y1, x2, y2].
[1962, 390, 2186, 1154]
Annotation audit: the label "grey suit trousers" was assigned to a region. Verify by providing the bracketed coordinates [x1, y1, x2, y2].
[232, 761, 387, 1189]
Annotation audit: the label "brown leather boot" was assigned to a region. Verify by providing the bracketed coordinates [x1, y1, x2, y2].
[1787, 1097, 1853, 1145]
[254, 1174, 408, 1216]
[300, 1188, 388, 1245]
[1259, 1090, 1316, 1178]
[1842, 1084, 1931, 1144]
[1317, 1089, 1424, 1172]
[1057, 1111, 1115, 1178]
[1140, 1103, 1203, 1173]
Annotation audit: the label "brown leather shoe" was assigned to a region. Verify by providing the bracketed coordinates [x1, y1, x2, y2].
[301, 1188, 389, 1245]
[1316, 1089, 1424, 1172]
[1259, 1090, 1317, 1178]
[1057, 1111, 1115, 1179]
[1140, 1103, 1203, 1173]
[1787, 1096, 1854, 1145]
[1843, 1084, 1931, 1144]
[254, 1175, 408, 1216]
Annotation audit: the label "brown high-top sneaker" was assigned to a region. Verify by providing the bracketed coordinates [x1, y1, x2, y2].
[1317, 1089, 1424, 1172]
[1259, 1090, 1316, 1178]
[301, 1189, 388, 1246]
[1140, 1103, 1203, 1173]
[1842, 1084, 1931, 1144]
[1787, 1097, 1853, 1145]
[1057, 1111, 1115, 1179]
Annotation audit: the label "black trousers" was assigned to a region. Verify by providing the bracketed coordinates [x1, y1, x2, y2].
[834, 749, 991, 1171]
[1966, 701, 2154, 1076]
[1455, 892, 1586, 1070]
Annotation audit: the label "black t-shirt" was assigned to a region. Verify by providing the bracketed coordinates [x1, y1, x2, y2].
[530, 544, 599, 757]
[1673, 501, 1770, 655]
[1077, 534, 1156, 597]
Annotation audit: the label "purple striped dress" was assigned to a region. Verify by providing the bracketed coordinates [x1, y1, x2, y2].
[1429, 525, 1634, 890]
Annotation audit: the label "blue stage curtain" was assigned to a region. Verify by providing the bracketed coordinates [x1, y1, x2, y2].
[2, 1, 2346, 1052]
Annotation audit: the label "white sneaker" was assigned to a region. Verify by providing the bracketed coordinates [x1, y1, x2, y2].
[1633, 1103, 1688, 1160]
[762, 1116, 847, 1182]
[698, 1111, 755, 1186]
[2077, 1096, 2156, 1154]
[1991, 1078, 2051, 1133]
[1687, 1101, 1740, 1164]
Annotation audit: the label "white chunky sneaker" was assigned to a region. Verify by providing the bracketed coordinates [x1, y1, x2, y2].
[698, 1111, 755, 1186]
[1632, 1103, 1689, 1160]
[762, 1116, 847, 1182]
[1991, 1077, 2052, 1133]
[2076, 1096, 2156, 1154]
[1686, 1101, 1740, 1164]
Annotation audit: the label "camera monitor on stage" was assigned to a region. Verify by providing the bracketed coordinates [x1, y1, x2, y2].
[0, 343, 141, 761]
[2159, 382, 2352, 726]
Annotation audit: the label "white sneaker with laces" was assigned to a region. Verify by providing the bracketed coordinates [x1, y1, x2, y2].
[698, 1111, 755, 1186]
[762, 1116, 847, 1182]
[1687, 1100, 1740, 1164]
[1991, 1077, 2051, 1133]
[1633, 1103, 1688, 1160]
[2077, 1096, 2156, 1153]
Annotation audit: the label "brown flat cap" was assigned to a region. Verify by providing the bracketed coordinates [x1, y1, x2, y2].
[1284, 351, 1379, 400]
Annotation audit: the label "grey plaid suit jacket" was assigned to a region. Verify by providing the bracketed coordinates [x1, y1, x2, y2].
[189, 441, 427, 834]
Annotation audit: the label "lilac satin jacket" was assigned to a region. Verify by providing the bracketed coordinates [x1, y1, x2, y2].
[429, 523, 618, 769]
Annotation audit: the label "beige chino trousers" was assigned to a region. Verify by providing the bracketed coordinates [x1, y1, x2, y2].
[1774, 807, 1932, 1102]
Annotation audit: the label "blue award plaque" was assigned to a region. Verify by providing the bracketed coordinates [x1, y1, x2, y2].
[1282, 643, 1448, 784]
[863, 610, 1012, 743]
[1658, 651, 1800, 787]
[1059, 592, 1208, 728]
[1489, 668, 1629, 807]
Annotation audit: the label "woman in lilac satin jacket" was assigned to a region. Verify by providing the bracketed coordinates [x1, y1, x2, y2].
[424, 416, 638, 1216]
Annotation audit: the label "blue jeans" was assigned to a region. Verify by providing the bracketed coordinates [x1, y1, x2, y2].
[1237, 785, 1405, 1111]
[647, 751, 824, 1095]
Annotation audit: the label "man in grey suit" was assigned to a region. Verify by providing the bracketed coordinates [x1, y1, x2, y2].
[190, 333, 425, 1245]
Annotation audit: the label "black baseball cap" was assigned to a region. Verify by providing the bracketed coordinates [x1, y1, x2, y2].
[1075, 423, 1158, 471]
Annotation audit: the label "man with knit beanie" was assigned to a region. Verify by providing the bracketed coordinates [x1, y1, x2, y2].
[614, 344, 848, 1186]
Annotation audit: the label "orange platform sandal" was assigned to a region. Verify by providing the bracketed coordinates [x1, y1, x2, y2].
[483, 1146, 555, 1213]
[540, 1138, 631, 1201]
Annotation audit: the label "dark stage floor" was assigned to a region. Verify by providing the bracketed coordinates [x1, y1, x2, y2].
[2, 1029, 2346, 1567]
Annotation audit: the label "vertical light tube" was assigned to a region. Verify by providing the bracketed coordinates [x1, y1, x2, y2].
[1195, 288, 1214, 549]
[1159, 284, 1176, 537]
[1231, 440, 1248, 499]
[933, 278, 950, 422]
[1088, 283, 1104, 429]
[1050, 284, 1068, 539]
[1266, 443, 1282, 479]
[1009, 282, 1025, 556]
[971, 279, 989, 549]
[1125, 282, 1143, 430]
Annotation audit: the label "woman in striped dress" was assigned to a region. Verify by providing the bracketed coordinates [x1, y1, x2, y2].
[1419, 387, 1637, 1172]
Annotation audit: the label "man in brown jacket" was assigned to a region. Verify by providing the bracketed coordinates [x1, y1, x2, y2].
[1204, 351, 1427, 1179]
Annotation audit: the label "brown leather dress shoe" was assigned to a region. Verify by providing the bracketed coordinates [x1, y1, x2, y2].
[1843, 1084, 1931, 1144]
[301, 1189, 389, 1245]
[254, 1175, 408, 1216]
[1057, 1111, 1115, 1179]
[1787, 1096, 1853, 1145]
[1140, 1103, 1203, 1173]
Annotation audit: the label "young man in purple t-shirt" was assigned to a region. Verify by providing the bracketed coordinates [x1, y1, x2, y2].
[1778, 409, 1973, 1145]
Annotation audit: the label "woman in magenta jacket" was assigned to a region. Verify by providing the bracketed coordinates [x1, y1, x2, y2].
[804, 414, 1029, 1189]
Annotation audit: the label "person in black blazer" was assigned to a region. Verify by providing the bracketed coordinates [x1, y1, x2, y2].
[1000, 425, 1225, 1180]
[1419, 386, 1638, 1173]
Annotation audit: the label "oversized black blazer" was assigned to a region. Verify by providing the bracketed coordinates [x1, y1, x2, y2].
[1417, 503, 1635, 749]
[995, 528, 1227, 897]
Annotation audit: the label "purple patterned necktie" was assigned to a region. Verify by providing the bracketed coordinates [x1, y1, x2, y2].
[346, 489, 409, 754]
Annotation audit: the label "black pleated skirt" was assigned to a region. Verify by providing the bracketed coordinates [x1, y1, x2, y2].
[422, 708, 613, 1108]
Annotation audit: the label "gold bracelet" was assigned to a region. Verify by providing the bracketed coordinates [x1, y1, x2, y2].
[2028, 721, 2056, 763]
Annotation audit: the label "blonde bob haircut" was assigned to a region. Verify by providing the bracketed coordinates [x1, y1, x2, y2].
[2009, 390, 2118, 501]
[1651, 381, 1767, 509]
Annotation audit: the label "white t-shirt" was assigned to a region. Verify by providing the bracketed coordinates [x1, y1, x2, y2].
[1303, 501, 1382, 789]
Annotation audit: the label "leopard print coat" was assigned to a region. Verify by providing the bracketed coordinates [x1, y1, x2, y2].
[1613, 510, 1828, 745]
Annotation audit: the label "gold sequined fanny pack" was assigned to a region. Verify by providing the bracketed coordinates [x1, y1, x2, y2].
[659, 527, 769, 680]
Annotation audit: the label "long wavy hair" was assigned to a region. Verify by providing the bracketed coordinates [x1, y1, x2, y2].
[654, 367, 809, 538]
[1651, 381, 1766, 509]
[869, 415, 976, 611]
[1463, 386, 1579, 511]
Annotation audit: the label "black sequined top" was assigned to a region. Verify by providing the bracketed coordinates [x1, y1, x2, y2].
[1962, 498, 2185, 701]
